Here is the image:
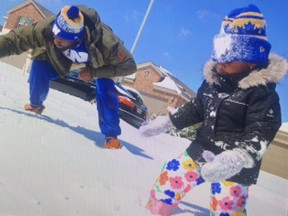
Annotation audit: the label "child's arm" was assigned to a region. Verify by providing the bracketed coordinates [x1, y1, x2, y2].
[169, 82, 206, 130]
[236, 87, 281, 163]
[201, 87, 282, 182]
[201, 149, 252, 182]
[139, 82, 206, 137]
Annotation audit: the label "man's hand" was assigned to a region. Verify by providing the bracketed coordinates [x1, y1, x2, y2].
[79, 67, 92, 82]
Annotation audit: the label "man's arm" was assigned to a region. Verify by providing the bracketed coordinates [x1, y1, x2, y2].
[0, 22, 44, 58]
[89, 44, 136, 78]
[89, 23, 137, 78]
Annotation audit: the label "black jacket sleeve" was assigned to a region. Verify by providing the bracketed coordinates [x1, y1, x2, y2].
[237, 84, 281, 162]
[169, 81, 206, 130]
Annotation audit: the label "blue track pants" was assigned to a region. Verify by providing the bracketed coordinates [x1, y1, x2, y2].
[28, 59, 121, 137]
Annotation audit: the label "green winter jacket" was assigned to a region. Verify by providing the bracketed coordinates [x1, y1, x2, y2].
[0, 5, 136, 78]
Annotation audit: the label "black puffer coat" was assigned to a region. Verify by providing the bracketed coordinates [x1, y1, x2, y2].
[169, 54, 288, 185]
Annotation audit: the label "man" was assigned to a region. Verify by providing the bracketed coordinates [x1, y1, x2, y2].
[0, 5, 137, 149]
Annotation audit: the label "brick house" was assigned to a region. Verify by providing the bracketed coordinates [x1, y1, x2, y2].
[0, 0, 53, 68]
[122, 61, 196, 115]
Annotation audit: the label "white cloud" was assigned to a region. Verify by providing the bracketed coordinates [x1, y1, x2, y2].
[178, 27, 191, 39]
[196, 9, 220, 23]
[125, 9, 141, 25]
[163, 52, 172, 60]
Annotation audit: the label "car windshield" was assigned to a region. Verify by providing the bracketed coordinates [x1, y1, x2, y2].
[126, 89, 144, 104]
[114, 84, 134, 99]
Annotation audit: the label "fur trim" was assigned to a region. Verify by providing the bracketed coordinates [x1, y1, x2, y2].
[239, 54, 288, 89]
[203, 53, 288, 89]
[203, 60, 219, 86]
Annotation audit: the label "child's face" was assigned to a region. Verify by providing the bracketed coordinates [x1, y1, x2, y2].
[216, 62, 255, 75]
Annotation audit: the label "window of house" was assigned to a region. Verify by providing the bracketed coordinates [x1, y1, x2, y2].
[144, 71, 150, 78]
[16, 16, 33, 28]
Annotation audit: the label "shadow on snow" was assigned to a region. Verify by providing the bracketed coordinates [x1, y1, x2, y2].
[0, 106, 153, 160]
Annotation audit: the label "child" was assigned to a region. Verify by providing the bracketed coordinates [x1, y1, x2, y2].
[139, 4, 288, 216]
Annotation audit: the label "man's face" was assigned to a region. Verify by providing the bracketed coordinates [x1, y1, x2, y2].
[53, 36, 77, 51]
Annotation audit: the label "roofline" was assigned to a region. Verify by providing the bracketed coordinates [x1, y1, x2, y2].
[152, 84, 192, 102]
[8, 0, 48, 19]
[152, 84, 178, 95]
[138, 61, 196, 98]
[137, 61, 165, 78]
[278, 129, 288, 135]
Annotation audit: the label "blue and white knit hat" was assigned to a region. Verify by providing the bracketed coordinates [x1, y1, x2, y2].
[52, 6, 84, 41]
[212, 4, 271, 64]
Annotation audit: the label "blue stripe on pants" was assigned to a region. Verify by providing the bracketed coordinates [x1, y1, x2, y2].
[95, 78, 121, 137]
[28, 60, 59, 106]
[28, 60, 121, 137]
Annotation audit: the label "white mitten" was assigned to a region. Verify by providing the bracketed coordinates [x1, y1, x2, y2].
[139, 115, 173, 137]
[201, 149, 254, 182]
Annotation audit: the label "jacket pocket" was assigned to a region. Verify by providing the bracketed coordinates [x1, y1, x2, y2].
[89, 44, 105, 68]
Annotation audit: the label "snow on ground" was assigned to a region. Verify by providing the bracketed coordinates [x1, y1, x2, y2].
[0, 62, 287, 216]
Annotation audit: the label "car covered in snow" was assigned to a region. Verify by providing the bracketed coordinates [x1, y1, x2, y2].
[50, 74, 148, 128]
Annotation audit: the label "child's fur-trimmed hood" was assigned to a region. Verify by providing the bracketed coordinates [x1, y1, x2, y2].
[203, 53, 288, 89]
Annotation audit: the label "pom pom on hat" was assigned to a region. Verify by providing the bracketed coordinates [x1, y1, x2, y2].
[52, 5, 84, 41]
[212, 4, 271, 64]
[67, 6, 80, 19]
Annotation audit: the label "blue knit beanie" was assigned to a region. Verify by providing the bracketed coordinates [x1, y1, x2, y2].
[52, 6, 84, 41]
[212, 4, 271, 64]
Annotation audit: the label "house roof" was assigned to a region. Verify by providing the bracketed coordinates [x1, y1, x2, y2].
[136, 61, 196, 101]
[8, 0, 54, 18]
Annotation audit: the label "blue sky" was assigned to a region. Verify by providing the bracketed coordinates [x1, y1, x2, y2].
[1, 0, 287, 122]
